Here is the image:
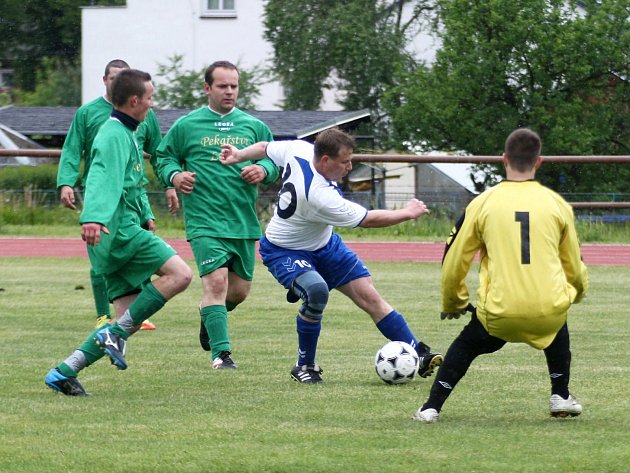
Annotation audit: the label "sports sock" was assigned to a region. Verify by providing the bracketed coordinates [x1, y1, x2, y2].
[422, 338, 474, 412]
[296, 315, 321, 366]
[113, 282, 166, 336]
[200, 305, 230, 357]
[376, 310, 426, 353]
[90, 268, 110, 318]
[58, 350, 87, 376]
[57, 322, 115, 376]
[544, 324, 571, 398]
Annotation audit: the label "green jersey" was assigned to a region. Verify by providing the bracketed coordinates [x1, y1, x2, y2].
[57, 96, 162, 189]
[79, 117, 152, 275]
[156, 106, 278, 240]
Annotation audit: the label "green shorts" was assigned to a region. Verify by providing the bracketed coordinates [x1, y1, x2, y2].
[189, 236, 256, 280]
[104, 233, 177, 301]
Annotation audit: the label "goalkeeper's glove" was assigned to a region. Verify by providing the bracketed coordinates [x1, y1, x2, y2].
[440, 303, 476, 320]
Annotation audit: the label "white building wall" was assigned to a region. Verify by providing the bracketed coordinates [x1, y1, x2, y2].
[81, 0, 436, 111]
[82, 0, 288, 109]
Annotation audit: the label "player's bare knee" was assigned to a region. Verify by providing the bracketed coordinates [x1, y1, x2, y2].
[174, 264, 193, 293]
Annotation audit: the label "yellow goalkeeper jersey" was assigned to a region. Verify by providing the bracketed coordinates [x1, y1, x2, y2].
[441, 180, 588, 349]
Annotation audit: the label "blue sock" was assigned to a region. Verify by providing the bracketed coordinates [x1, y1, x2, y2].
[376, 310, 427, 353]
[296, 315, 321, 367]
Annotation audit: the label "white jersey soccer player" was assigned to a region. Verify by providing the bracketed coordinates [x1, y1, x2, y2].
[219, 128, 440, 384]
[263, 139, 368, 251]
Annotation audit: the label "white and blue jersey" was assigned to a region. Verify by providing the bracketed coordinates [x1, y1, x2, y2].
[260, 140, 370, 291]
[264, 140, 368, 251]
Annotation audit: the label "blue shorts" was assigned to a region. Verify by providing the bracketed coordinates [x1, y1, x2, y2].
[259, 233, 370, 292]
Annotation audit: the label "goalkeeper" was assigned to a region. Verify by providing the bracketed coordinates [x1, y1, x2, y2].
[414, 128, 589, 423]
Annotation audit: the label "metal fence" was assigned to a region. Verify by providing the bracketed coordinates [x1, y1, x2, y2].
[1, 149, 630, 221]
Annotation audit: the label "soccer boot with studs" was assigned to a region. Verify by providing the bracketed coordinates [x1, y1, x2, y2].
[413, 407, 439, 423]
[417, 352, 444, 378]
[212, 351, 238, 369]
[290, 364, 324, 384]
[94, 327, 128, 370]
[550, 394, 582, 418]
[45, 368, 88, 396]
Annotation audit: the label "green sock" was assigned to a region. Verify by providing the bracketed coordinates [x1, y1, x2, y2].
[112, 282, 166, 337]
[56, 323, 112, 376]
[57, 362, 79, 378]
[90, 268, 111, 318]
[200, 305, 230, 357]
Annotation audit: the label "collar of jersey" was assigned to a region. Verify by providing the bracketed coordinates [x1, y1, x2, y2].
[207, 105, 237, 119]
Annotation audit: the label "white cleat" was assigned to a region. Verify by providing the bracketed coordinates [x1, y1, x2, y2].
[550, 394, 582, 418]
[413, 408, 439, 423]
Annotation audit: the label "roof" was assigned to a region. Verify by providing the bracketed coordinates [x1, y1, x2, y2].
[0, 106, 371, 140]
[0, 123, 50, 166]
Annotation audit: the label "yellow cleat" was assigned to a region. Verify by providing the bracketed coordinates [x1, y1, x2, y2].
[95, 315, 112, 329]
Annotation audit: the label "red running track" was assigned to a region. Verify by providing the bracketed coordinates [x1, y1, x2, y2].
[1, 237, 629, 266]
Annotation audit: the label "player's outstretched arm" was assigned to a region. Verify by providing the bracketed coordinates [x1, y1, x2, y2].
[220, 142, 269, 165]
[360, 198, 430, 228]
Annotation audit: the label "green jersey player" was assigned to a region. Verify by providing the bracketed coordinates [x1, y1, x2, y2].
[157, 60, 279, 369]
[45, 69, 192, 396]
[57, 59, 178, 330]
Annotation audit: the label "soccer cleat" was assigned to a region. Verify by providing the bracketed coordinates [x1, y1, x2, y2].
[45, 368, 88, 396]
[413, 408, 439, 423]
[199, 320, 211, 351]
[417, 352, 444, 378]
[95, 315, 112, 329]
[212, 351, 238, 369]
[290, 364, 324, 384]
[94, 327, 128, 370]
[140, 320, 156, 331]
[549, 394, 582, 418]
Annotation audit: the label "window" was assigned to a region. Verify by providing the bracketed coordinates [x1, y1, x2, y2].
[201, 0, 236, 18]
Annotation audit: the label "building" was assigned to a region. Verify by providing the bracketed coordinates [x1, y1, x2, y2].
[81, 0, 437, 111]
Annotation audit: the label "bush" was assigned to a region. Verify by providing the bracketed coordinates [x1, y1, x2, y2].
[0, 164, 58, 190]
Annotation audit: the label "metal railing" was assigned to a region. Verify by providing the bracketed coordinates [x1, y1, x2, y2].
[2, 149, 630, 214]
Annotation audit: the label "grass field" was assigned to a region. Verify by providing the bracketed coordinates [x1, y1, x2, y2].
[1, 258, 629, 472]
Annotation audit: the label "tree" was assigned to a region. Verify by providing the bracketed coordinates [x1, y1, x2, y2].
[384, 0, 630, 193]
[153, 55, 264, 110]
[16, 58, 80, 106]
[153, 55, 207, 109]
[263, 0, 434, 114]
[0, 0, 124, 92]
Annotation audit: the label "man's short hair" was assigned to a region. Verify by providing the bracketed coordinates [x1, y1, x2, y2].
[204, 60, 239, 85]
[104, 59, 130, 77]
[111, 69, 151, 107]
[504, 128, 542, 172]
[314, 128, 356, 161]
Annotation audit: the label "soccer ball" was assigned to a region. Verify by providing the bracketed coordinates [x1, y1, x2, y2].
[374, 341, 420, 385]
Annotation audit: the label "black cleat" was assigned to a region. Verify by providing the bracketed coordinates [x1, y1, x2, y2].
[290, 364, 324, 384]
[417, 353, 443, 378]
[212, 351, 238, 369]
[45, 368, 88, 396]
[94, 327, 128, 370]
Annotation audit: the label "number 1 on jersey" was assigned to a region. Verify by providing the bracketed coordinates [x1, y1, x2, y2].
[515, 211, 530, 264]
